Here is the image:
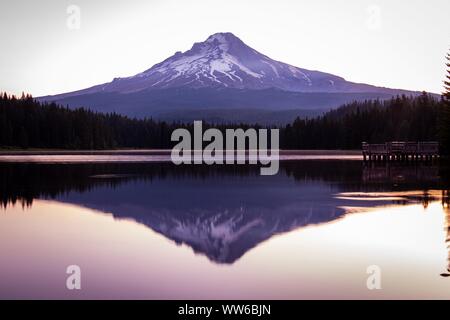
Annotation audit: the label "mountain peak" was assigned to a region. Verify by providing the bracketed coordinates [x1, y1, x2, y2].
[205, 32, 241, 43]
[123, 32, 345, 92]
[45, 32, 398, 98]
[40, 32, 416, 123]
[188, 32, 246, 57]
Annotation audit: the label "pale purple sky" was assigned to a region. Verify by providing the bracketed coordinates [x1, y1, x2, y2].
[0, 0, 449, 96]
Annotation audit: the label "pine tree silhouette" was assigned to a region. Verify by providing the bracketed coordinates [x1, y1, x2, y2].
[440, 52, 450, 155]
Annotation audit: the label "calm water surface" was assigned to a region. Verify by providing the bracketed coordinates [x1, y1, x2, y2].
[0, 157, 449, 299]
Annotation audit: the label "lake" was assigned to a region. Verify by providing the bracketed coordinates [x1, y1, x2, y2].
[0, 156, 449, 299]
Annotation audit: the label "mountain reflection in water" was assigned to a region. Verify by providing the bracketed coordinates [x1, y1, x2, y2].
[1, 160, 449, 265]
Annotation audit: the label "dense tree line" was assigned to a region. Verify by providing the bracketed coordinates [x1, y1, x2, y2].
[0, 93, 176, 149]
[0, 91, 446, 151]
[281, 92, 443, 149]
[0, 93, 260, 149]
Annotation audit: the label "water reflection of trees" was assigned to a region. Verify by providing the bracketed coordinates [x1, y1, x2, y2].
[1, 161, 450, 264]
[0, 161, 449, 208]
[0, 162, 261, 208]
[441, 190, 450, 277]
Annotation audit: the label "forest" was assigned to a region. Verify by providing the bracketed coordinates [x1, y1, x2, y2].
[281, 92, 443, 149]
[0, 91, 448, 151]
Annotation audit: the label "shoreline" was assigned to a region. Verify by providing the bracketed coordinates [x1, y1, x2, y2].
[0, 149, 361, 156]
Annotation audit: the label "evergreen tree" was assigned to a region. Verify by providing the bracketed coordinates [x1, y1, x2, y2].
[439, 52, 450, 155]
[0, 91, 444, 150]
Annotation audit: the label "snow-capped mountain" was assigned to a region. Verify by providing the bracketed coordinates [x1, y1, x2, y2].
[40, 32, 419, 123]
[58, 32, 394, 94]
[133, 31, 320, 91]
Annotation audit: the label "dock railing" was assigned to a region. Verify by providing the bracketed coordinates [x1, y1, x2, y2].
[362, 141, 439, 161]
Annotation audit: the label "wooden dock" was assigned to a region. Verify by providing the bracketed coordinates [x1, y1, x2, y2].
[362, 141, 439, 161]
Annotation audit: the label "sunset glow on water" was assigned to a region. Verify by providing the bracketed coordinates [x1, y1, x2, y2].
[0, 160, 449, 299]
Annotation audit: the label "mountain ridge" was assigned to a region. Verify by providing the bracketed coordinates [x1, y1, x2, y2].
[39, 32, 422, 123]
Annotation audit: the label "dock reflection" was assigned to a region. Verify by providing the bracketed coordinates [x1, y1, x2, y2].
[362, 162, 440, 185]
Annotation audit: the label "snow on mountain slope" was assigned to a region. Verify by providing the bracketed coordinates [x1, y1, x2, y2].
[39, 32, 420, 123]
[53, 32, 394, 97]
